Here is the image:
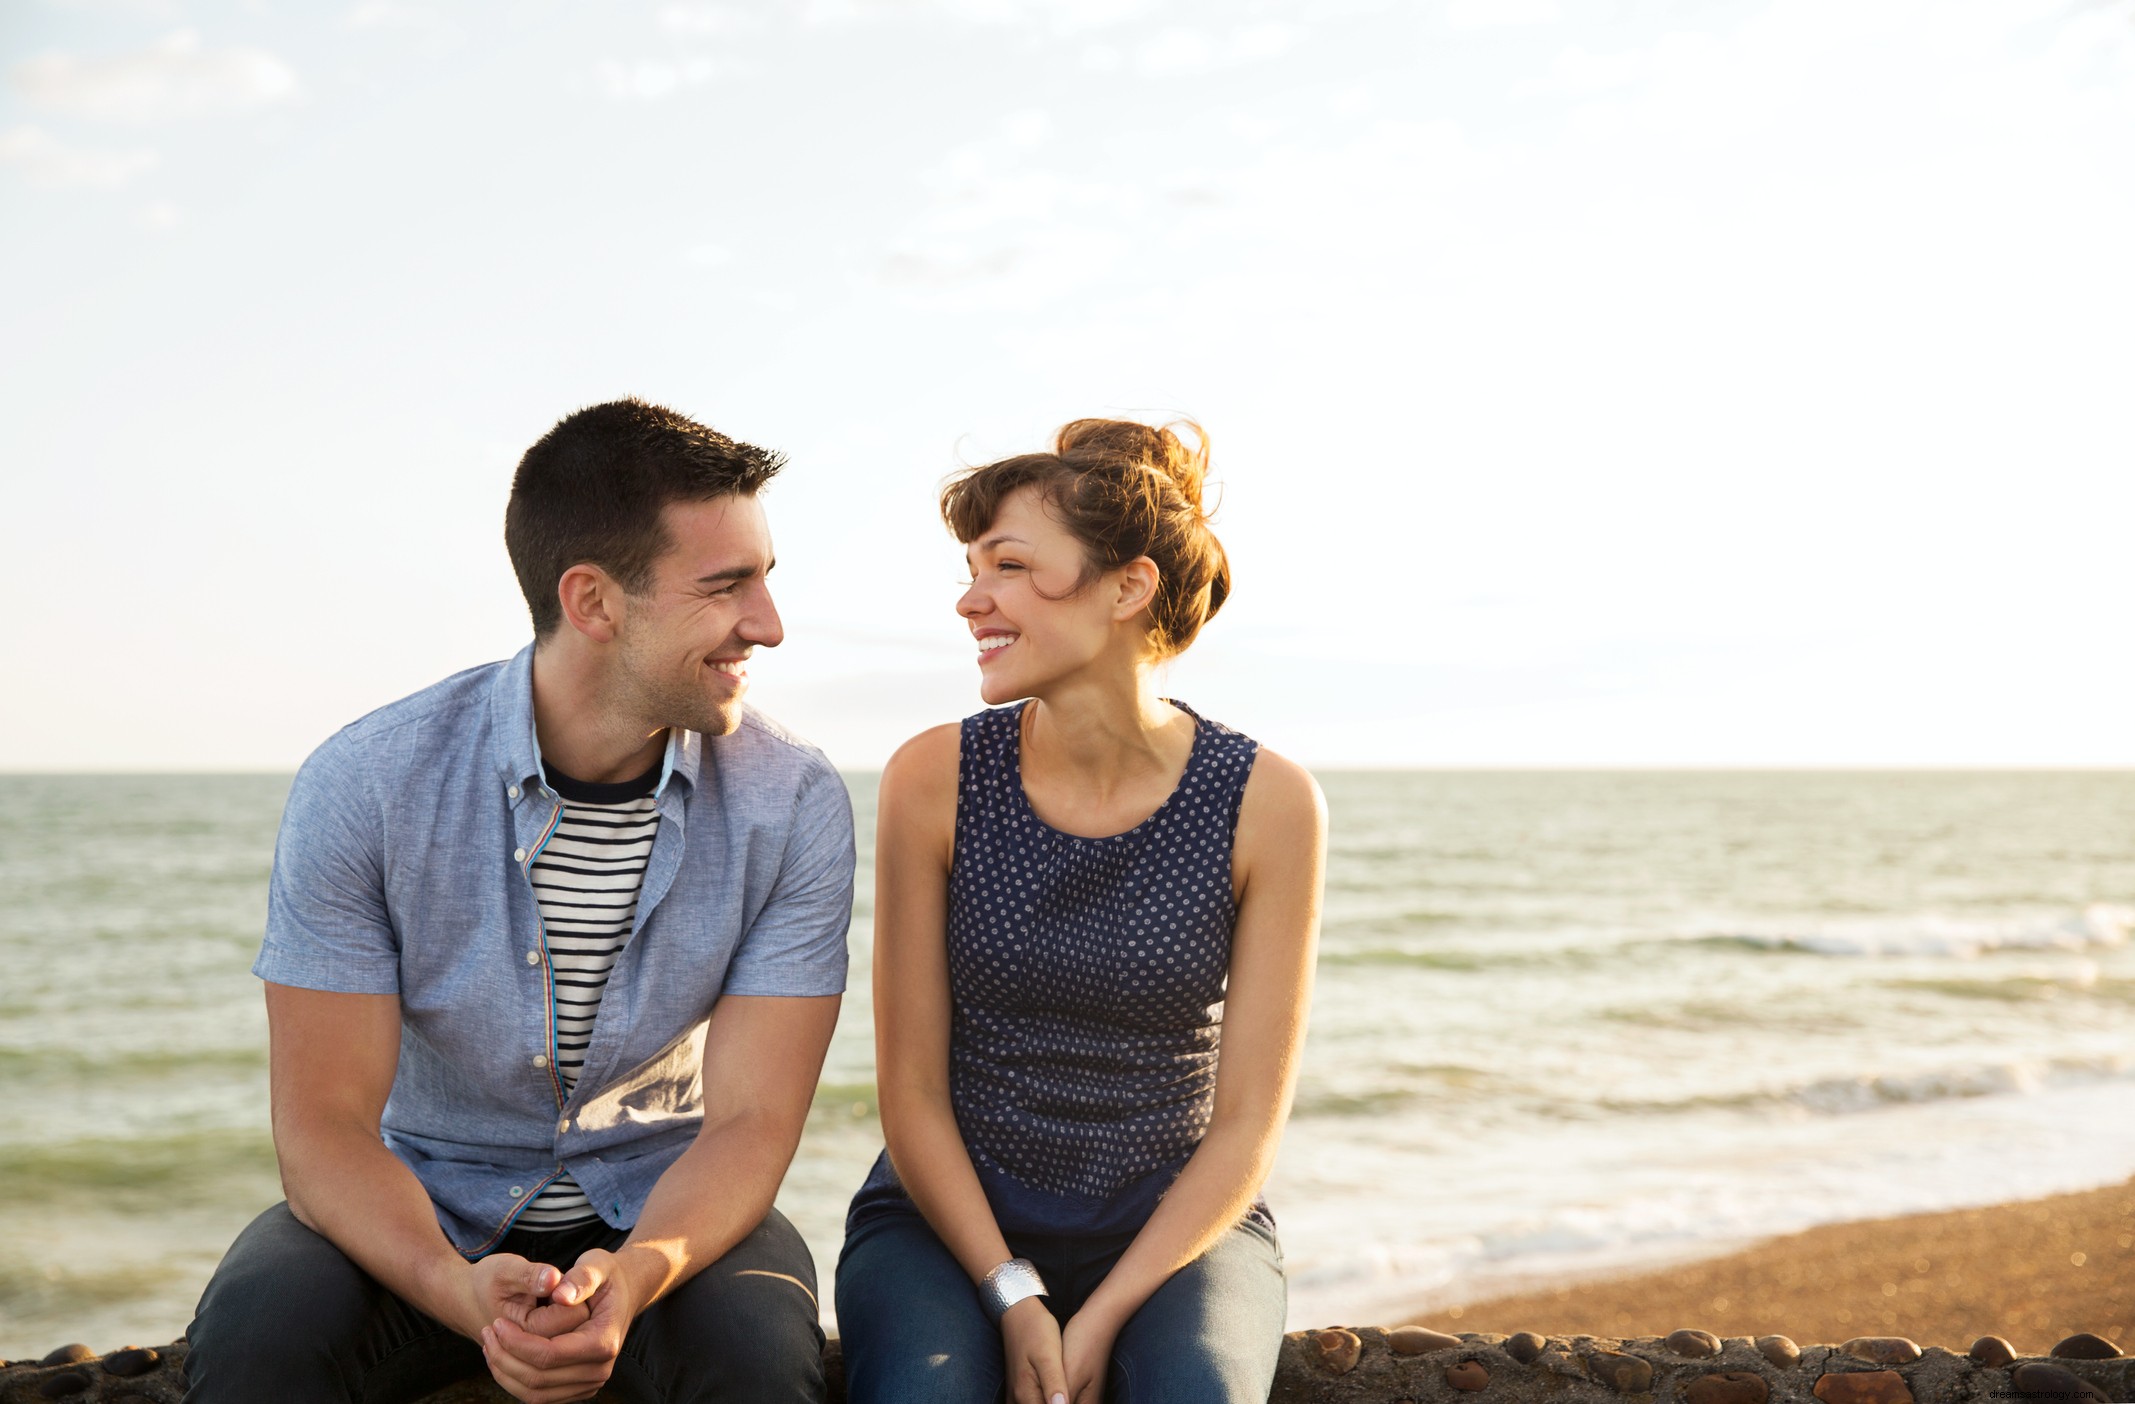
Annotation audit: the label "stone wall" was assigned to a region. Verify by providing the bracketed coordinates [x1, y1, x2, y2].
[4, 1326, 2129, 1402]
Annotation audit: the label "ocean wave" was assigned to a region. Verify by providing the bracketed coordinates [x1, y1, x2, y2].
[1597, 1052, 2135, 1120]
[1699, 903, 2133, 959]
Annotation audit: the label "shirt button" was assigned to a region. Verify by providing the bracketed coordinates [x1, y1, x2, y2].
[525, 951, 539, 966]
[509, 1185, 524, 1198]
[513, 847, 527, 863]
[532, 1054, 549, 1069]
[508, 784, 520, 799]
[558, 1119, 570, 1134]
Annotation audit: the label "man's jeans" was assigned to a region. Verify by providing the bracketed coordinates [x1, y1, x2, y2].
[834, 1206, 1285, 1403]
[184, 1202, 824, 1403]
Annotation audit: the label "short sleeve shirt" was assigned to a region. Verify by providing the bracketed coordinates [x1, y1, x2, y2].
[254, 644, 854, 1254]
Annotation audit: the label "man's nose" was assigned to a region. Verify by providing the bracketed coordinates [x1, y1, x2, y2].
[745, 584, 785, 648]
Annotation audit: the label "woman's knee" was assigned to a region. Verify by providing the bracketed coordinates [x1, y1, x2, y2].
[1107, 1223, 1285, 1404]
[835, 1213, 1002, 1403]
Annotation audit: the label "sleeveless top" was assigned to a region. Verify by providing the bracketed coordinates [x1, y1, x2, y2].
[849, 700, 1269, 1238]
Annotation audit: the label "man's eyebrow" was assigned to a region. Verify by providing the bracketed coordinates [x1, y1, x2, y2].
[695, 558, 775, 585]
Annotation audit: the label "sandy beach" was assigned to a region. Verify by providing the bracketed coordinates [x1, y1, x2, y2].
[1408, 1176, 2133, 1354]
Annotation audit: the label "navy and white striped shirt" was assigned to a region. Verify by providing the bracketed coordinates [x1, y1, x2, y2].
[516, 760, 661, 1229]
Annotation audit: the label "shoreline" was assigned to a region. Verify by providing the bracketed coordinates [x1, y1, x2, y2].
[1398, 1174, 2133, 1354]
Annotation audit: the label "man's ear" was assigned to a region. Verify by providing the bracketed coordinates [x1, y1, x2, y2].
[1110, 557, 1161, 623]
[557, 563, 625, 643]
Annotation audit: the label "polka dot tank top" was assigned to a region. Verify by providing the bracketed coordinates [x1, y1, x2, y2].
[848, 699, 1265, 1239]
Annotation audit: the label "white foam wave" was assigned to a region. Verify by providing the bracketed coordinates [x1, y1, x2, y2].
[1719, 903, 2133, 959]
[1276, 1078, 2135, 1331]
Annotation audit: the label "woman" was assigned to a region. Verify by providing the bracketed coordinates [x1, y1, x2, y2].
[835, 418, 1326, 1404]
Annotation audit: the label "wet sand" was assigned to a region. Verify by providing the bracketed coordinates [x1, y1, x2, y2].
[1412, 1177, 2134, 1354]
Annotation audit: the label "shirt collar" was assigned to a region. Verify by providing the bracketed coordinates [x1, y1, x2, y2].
[490, 642, 702, 799]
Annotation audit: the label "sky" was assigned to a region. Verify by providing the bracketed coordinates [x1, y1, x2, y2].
[3, 0, 2133, 770]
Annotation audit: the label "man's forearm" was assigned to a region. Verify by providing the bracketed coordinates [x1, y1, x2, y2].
[607, 1106, 805, 1313]
[279, 1119, 480, 1335]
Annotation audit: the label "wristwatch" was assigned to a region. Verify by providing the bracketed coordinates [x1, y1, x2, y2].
[979, 1257, 1049, 1320]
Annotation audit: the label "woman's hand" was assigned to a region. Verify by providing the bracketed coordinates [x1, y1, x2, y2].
[1061, 1310, 1121, 1404]
[999, 1296, 1069, 1404]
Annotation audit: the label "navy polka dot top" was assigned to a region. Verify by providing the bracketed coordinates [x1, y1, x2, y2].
[850, 699, 1268, 1238]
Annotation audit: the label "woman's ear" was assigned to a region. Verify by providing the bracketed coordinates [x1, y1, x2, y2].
[1111, 557, 1161, 623]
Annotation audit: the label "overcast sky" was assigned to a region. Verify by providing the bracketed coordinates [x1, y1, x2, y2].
[4, 0, 2132, 770]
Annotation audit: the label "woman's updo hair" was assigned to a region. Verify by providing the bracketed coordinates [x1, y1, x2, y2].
[941, 417, 1231, 658]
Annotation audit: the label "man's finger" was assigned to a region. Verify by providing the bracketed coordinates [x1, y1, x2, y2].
[521, 1299, 592, 1337]
[488, 1315, 615, 1369]
[552, 1249, 612, 1307]
[481, 1327, 609, 1404]
[524, 1261, 562, 1299]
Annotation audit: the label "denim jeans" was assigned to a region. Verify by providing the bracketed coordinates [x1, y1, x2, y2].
[833, 1206, 1285, 1404]
[183, 1201, 825, 1403]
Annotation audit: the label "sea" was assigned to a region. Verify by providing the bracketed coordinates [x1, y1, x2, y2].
[4, 769, 2134, 1358]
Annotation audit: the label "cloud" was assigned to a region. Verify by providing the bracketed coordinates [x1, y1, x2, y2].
[589, 55, 734, 100]
[656, 2, 763, 36]
[870, 109, 1142, 309]
[1443, 0, 1561, 31]
[0, 124, 156, 186]
[1128, 22, 1301, 76]
[11, 30, 298, 123]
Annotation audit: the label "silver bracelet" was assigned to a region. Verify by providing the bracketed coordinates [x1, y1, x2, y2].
[979, 1256, 1049, 1320]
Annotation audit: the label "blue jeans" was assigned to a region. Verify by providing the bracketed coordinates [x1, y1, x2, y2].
[184, 1201, 825, 1403]
[834, 1207, 1285, 1404]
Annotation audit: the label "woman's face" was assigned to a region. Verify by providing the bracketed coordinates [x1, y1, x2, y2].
[957, 485, 1121, 706]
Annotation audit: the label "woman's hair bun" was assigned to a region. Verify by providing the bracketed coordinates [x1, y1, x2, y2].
[1054, 418, 1211, 511]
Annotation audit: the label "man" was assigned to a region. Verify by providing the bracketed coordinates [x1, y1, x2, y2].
[185, 399, 852, 1403]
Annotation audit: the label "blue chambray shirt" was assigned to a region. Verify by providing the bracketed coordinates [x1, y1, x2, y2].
[253, 644, 853, 1256]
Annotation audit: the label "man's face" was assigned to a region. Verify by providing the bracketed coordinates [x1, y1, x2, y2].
[612, 494, 782, 738]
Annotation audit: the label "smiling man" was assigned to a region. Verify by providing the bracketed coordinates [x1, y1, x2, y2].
[184, 400, 853, 1404]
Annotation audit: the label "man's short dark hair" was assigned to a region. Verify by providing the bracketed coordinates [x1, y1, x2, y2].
[506, 398, 785, 638]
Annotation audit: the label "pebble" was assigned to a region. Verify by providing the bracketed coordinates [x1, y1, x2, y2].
[1587, 1350, 1655, 1392]
[37, 1346, 94, 1368]
[1968, 1335, 2017, 1368]
[1667, 1328, 1723, 1358]
[1504, 1331, 1546, 1364]
[1387, 1325, 1461, 1355]
[1840, 1336, 1922, 1365]
[1811, 1370, 1913, 1404]
[1310, 1328, 1361, 1375]
[2051, 1333, 2122, 1360]
[1685, 1371, 1773, 1404]
[103, 1346, 161, 1377]
[36, 1374, 91, 1400]
[1537, 1347, 1586, 1378]
[2010, 1362, 2110, 1401]
[1445, 1360, 1490, 1391]
[1757, 1334, 1802, 1368]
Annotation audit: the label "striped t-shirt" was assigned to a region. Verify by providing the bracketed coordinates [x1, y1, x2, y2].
[514, 756, 662, 1230]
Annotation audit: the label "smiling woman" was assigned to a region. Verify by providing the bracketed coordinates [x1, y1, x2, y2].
[835, 416, 1327, 1404]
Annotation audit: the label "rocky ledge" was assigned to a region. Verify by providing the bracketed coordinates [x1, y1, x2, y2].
[3, 1326, 2129, 1402]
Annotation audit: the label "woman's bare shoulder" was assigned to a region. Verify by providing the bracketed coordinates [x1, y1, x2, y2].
[1240, 744, 1326, 826]
[879, 722, 963, 808]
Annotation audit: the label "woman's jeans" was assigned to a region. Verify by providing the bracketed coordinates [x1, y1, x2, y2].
[834, 1207, 1285, 1404]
